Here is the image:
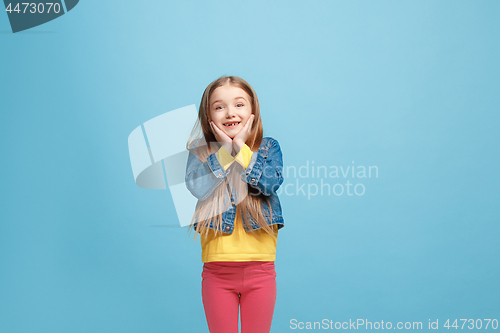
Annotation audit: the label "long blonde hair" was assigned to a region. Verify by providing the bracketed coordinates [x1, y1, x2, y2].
[186, 76, 275, 240]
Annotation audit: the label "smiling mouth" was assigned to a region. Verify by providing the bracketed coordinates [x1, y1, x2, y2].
[223, 122, 241, 127]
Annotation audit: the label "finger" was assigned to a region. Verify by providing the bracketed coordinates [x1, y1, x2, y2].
[242, 115, 252, 130]
[209, 121, 217, 136]
[248, 114, 255, 131]
[211, 121, 222, 135]
[210, 122, 222, 141]
[213, 121, 224, 134]
[244, 114, 254, 133]
[212, 121, 232, 141]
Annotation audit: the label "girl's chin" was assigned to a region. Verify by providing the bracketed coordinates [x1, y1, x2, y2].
[223, 129, 238, 137]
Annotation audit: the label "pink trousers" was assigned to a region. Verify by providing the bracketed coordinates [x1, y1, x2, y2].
[201, 261, 277, 333]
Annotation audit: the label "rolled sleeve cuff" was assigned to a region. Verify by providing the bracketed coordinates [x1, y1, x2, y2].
[217, 146, 236, 171]
[207, 150, 229, 178]
[234, 144, 253, 169]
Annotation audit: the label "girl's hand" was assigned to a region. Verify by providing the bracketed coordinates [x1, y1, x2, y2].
[233, 114, 255, 153]
[210, 121, 233, 154]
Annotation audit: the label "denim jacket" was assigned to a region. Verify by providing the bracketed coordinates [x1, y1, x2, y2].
[185, 137, 285, 234]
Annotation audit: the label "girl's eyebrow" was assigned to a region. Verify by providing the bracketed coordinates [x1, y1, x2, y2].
[211, 97, 247, 106]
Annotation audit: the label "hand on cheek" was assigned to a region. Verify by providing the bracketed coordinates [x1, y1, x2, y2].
[233, 114, 255, 153]
[210, 121, 233, 154]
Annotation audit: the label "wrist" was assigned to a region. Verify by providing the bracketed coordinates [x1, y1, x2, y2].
[220, 141, 233, 154]
[233, 140, 244, 153]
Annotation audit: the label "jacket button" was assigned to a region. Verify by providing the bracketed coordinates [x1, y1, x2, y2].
[251, 178, 255, 183]
[218, 172, 222, 177]
[225, 226, 230, 232]
[264, 156, 267, 159]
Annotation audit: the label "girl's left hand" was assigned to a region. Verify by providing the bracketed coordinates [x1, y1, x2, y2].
[233, 114, 255, 153]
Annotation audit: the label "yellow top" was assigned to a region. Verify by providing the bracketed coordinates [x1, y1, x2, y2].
[200, 144, 278, 263]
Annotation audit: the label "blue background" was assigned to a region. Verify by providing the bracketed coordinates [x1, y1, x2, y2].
[1, 1, 499, 332]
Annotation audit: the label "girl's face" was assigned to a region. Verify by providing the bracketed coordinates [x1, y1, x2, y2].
[208, 84, 253, 139]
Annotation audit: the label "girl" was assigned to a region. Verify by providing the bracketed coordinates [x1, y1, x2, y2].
[185, 76, 285, 333]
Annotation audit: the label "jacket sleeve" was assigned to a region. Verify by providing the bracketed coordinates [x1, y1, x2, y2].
[241, 138, 284, 196]
[185, 147, 230, 201]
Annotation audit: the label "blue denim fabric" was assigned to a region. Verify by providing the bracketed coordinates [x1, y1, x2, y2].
[185, 137, 284, 234]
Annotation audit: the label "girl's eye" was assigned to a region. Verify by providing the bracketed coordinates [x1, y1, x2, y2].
[236, 103, 244, 107]
[215, 106, 223, 110]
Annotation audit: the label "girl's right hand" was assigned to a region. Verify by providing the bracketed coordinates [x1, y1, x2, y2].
[210, 121, 233, 154]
